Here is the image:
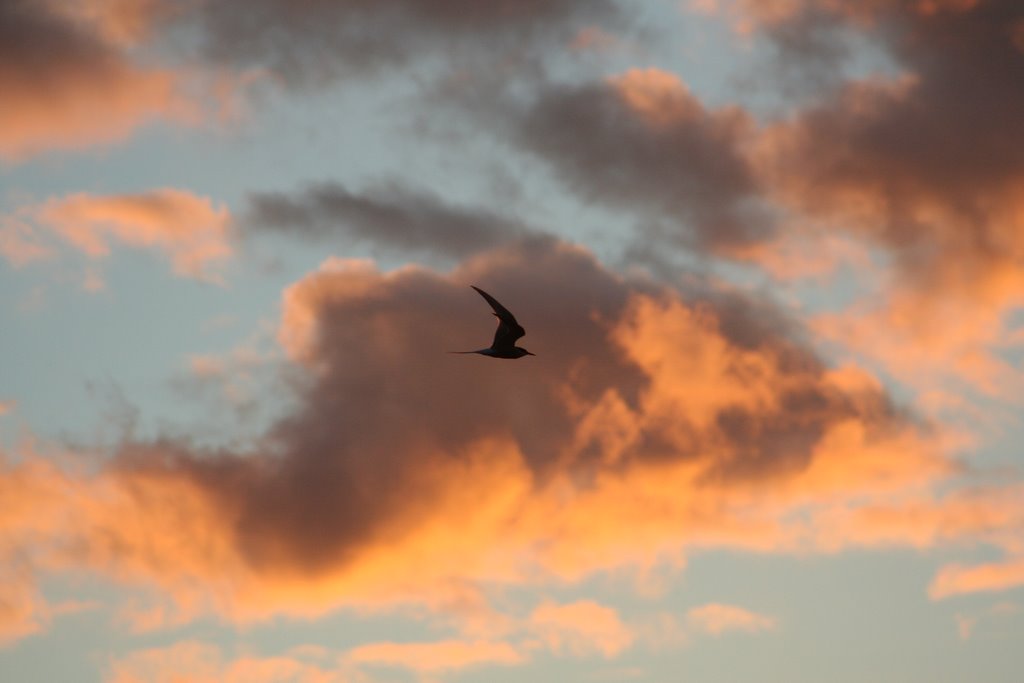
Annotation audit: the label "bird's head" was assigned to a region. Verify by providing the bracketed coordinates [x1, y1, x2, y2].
[514, 347, 535, 358]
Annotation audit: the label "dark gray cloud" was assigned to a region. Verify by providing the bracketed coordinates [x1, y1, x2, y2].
[509, 75, 772, 252]
[244, 181, 542, 260]
[190, 0, 622, 87]
[0, 1, 107, 75]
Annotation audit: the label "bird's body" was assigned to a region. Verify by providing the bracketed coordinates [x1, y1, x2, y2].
[451, 285, 535, 359]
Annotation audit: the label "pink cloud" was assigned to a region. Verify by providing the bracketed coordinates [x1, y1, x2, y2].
[347, 639, 523, 674]
[686, 603, 777, 636]
[0, 64, 192, 162]
[0, 218, 52, 267]
[930, 558, 1024, 600]
[528, 600, 634, 658]
[33, 189, 232, 281]
[107, 640, 347, 683]
[570, 26, 619, 52]
[0, 574, 47, 645]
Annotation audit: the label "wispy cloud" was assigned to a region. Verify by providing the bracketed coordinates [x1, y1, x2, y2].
[245, 181, 543, 261]
[0, 217, 52, 267]
[107, 640, 350, 683]
[528, 600, 634, 658]
[191, 0, 621, 87]
[686, 603, 777, 636]
[347, 639, 524, 675]
[3, 189, 232, 282]
[930, 558, 1024, 600]
[956, 601, 1020, 640]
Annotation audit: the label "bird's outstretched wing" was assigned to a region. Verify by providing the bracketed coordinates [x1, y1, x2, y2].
[472, 285, 525, 351]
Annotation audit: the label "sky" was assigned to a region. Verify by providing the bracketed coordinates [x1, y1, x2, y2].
[1, 0, 1023, 681]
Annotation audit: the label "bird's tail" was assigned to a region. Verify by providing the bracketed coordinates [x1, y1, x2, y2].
[447, 350, 480, 354]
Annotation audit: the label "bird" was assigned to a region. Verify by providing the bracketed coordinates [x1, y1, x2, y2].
[450, 285, 535, 359]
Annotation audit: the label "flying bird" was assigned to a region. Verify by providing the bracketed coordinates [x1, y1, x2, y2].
[450, 285, 535, 359]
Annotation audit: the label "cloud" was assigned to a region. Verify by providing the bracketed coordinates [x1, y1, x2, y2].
[52, 0, 171, 47]
[0, 217, 52, 267]
[0, 573, 47, 645]
[0, 455, 83, 645]
[0, 240, 962, 636]
[191, 0, 621, 87]
[107, 640, 349, 683]
[0, 571, 97, 647]
[345, 599, 635, 674]
[528, 600, 634, 658]
[685, 603, 777, 636]
[930, 558, 1024, 600]
[347, 639, 524, 674]
[245, 181, 541, 261]
[0, 1, 234, 161]
[0, 0, 626, 159]
[808, 483, 1024, 599]
[630, 605, 777, 649]
[745, 0, 1024, 395]
[654, 3, 1024, 405]
[513, 68, 768, 251]
[20, 188, 233, 281]
[956, 601, 1020, 640]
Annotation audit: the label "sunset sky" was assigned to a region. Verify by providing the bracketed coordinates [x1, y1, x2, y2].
[2, 1, 1023, 681]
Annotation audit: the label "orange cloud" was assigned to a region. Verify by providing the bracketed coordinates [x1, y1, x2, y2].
[0, 2, 247, 161]
[344, 599, 636, 674]
[741, 1, 1024, 401]
[1, 241, 1003, 642]
[0, 217, 52, 267]
[609, 69, 708, 129]
[0, 572, 97, 646]
[929, 558, 1024, 600]
[277, 257, 380, 365]
[528, 600, 634, 658]
[347, 639, 523, 674]
[107, 640, 348, 683]
[0, 65, 191, 162]
[31, 189, 232, 280]
[730, 231, 874, 282]
[0, 574, 46, 645]
[0, 454, 86, 644]
[686, 603, 777, 636]
[517, 5, 1024, 418]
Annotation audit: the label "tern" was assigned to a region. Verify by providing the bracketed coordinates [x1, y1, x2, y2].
[450, 285, 535, 359]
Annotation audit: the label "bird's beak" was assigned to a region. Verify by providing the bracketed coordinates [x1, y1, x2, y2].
[527, 351, 536, 356]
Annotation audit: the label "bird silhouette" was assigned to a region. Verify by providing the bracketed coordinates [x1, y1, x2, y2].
[450, 285, 535, 359]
